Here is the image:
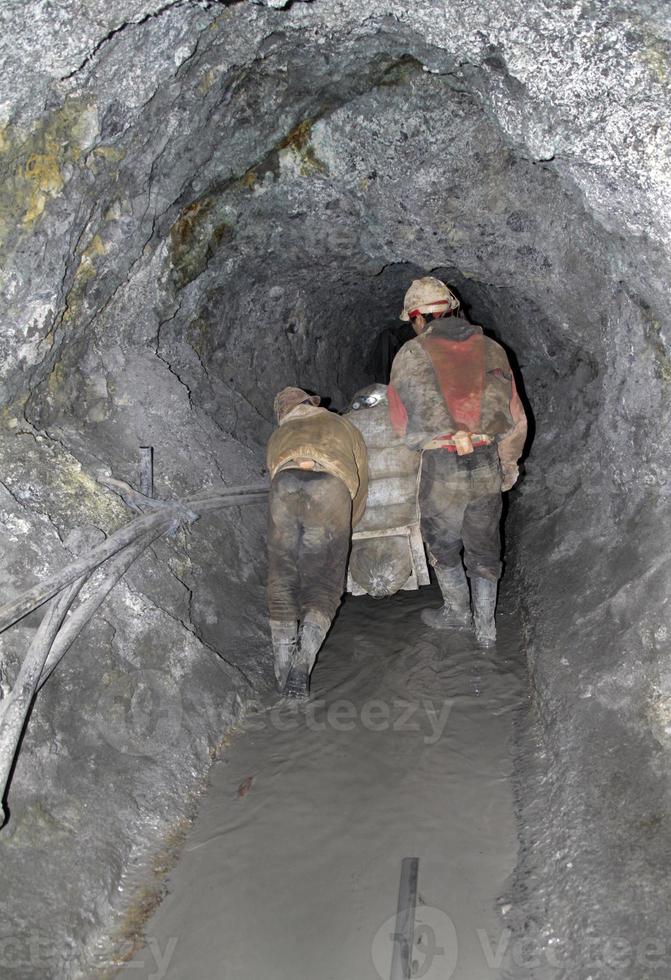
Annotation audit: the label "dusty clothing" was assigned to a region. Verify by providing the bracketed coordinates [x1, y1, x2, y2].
[267, 404, 368, 525]
[419, 446, 503, 581]
[267, 470, 352, 622]
[388, 318, 527, 469]
[273, 386, 320, 418]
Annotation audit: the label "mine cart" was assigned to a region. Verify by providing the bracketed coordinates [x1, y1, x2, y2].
[344, 384, 430, 597]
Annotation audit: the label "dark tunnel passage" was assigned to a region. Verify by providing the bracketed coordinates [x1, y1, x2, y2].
[0, 1, 671, 978]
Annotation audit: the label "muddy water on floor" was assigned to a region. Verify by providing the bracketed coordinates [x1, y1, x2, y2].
[116, 589, 526, 980]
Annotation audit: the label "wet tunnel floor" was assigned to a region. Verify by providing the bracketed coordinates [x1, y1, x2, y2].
[116, 588, 526, 980]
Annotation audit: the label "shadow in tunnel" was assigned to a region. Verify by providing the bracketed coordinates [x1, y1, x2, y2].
[365, 321, 416, 382]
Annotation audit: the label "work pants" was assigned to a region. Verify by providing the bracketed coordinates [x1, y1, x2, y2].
[418, 445, 503, 582]
[267, 469, 352, 622]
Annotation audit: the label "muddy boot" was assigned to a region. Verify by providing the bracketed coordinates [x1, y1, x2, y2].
[284, 664, 310, 698]
[471, 576, 497, 648]
[270, 620, 298, 693]
[285, 611, 330, 699]
[421, 564, 472, 631]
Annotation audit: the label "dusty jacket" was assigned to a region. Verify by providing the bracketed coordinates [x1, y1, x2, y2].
[388, 318, 527, 468]
[267, 404, 369, 525]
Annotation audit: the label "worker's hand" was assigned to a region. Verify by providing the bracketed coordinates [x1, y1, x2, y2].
[453, 430, 474, 456]
[501, 463, 519, 492]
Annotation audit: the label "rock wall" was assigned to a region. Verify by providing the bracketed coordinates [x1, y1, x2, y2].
[0, 1, 670, 976]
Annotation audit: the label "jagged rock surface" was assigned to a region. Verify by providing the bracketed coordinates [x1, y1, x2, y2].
[0, 1, 670, 976]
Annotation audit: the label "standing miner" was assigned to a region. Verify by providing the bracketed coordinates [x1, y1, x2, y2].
[388, 277, 527, 647]
[267, 386, 368, 697]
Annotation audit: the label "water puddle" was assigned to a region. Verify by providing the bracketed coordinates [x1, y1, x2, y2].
[115, 588, 526, 980]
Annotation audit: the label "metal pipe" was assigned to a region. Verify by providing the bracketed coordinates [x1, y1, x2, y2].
[0, 509, 177, 635]
[0, 577, 86, 823]
[3, 528, 177, 818]
[390, 857, 419, 980]
[37, 528, 162, 691]
[192, 492, 268, 514]
[139, 446, 154, 498]
[186, 483, 269, 502]
[0, 484, 268, 636]
[0, 478, 270, 824]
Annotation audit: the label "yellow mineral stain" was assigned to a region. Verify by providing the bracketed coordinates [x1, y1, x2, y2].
[240, 169, 258, 191]
[198, 67, 219, 96]
[83, 233, 107, 259]
[22, 150, 64, 227]
[639, 40, 668, 85]
[169, 195, 234, 288]
[46, 359, 66, 396]
[60, 232, 109, 323]
[0, 98, 98, 232]
[278, 118, 329, 177]
[93, 145, 127, 163]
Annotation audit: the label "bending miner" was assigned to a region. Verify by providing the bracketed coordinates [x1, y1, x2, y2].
[266, 386, 368, 697]
[389, 277, 527, 646]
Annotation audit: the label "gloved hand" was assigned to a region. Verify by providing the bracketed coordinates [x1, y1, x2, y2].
[453, 430, 474, 456]
[501, 463, 519, 492]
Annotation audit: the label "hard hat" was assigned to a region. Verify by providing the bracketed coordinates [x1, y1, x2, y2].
[400, 276, 460, 321]
[274, 386, 320, 420]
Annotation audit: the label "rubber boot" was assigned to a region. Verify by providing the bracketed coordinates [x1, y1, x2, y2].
[471, 576, 497, 648]
[284, 610, 330, 699]
[269, 620, 298, 693]
[421, 564, 473, 631]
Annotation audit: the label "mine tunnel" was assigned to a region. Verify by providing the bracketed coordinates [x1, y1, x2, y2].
[0, 1, 670, 978]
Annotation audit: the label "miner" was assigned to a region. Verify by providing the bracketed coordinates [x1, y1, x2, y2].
[388, 277, 527, 646]
[267, 386, 368, 697]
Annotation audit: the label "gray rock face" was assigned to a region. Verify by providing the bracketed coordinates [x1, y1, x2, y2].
[0, 0, 670, 976]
